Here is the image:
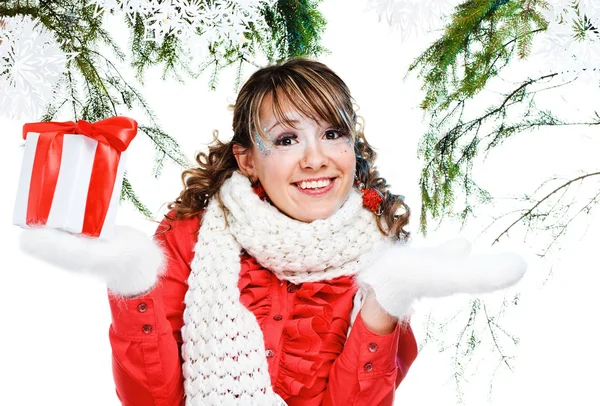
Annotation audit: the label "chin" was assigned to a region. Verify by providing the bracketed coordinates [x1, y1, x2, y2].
[299, 207, 338, 223]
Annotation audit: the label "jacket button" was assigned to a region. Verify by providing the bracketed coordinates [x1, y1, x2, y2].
[265, 349, 275, 358]
[142, 324, 153, 334]
[363, 362, 373, 372]
[368, 343, 378, 353]
[273, 314, 283, 321]
[137, 303, 148, 313]
[287, 284, 300, 293]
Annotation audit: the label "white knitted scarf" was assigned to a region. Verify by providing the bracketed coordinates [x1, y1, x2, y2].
[181, 172, 387, 405]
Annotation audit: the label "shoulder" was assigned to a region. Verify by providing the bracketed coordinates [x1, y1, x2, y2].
[154, 210, 203, 261]
[155, 210, 202, 237]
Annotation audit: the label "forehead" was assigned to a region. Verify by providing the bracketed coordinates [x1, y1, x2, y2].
[258, 92, 324, 129]
[260, 95, 306, 121]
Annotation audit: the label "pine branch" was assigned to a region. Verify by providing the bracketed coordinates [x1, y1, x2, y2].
[483, 304, 513, 372]
[418, 71, 571, 233]
[260, 0, 328, 62]
[408, 1, 599, 401]
[492, 171, 600, 245]
[138, 125, 191, 173]
[87, 49, 161, 125]
[120, 174, 153, 219]
[408, 0, 548, 113]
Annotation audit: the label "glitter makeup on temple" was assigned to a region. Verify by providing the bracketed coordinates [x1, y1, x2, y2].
[345, 136, 354, 147]
[255, 133, 271, 156]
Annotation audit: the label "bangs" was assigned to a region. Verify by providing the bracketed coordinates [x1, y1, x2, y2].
[253, 70, 356, 141]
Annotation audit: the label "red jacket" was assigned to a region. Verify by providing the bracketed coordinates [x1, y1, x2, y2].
[108, 215, 418, 405]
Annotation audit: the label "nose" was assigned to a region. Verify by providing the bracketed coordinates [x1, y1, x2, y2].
[300, 141, 328, 170]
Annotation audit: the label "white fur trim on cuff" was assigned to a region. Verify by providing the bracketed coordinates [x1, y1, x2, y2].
[19, 226, 165, 297]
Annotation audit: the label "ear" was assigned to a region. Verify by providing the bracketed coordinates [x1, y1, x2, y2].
[233, 143, 256, 179]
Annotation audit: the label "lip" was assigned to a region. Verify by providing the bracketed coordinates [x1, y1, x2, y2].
[293, 177, 336, 196]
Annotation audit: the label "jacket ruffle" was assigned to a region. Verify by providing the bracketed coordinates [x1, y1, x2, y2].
[238, 255, 272, 323]
[238, 254, 356, 399]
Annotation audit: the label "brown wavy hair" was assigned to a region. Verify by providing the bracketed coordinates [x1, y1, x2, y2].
[167, 58, 410, 241]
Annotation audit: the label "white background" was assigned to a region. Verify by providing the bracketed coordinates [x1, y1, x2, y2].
[1, 1, 599, 405]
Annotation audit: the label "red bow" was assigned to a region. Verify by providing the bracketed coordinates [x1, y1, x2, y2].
[22, 116, 137, 150]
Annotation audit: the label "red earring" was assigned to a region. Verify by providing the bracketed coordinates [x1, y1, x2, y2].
[252, 181, 268, 201]
[355, 179, 383, 215]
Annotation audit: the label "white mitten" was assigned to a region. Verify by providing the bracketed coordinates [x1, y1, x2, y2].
[19, 226, 165, 297]
[357, 238, 527, 319]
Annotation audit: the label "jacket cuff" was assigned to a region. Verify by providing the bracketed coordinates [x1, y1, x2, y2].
[108, 289, 169, 341]
[339, 311, 400, 377]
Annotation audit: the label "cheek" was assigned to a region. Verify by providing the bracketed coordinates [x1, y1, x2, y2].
[340, 149, 356, 169]
[255, 154, 292, 186]
[336, 151, 356, 191]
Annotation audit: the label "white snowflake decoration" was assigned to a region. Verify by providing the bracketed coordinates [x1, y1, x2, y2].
[0, 15, 69, 119]
[367, 0, 459, 40]
[143, 2, 187, 42]
[536, 0, 600, 82]
[90, 0, 274, 62]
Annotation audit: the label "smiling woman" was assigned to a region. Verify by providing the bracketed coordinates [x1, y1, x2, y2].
[201, 57, 412, 236]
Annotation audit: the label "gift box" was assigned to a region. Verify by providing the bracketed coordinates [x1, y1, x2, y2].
[13, 117, 138, 240]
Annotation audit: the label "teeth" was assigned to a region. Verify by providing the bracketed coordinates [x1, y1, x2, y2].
[299, 179, 331, 189]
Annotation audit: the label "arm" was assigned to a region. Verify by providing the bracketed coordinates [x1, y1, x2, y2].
[108, 215, 199, 406]
[322, 310, 417, 406]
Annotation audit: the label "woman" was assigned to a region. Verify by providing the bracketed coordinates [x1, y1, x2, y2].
[20, 58, 526, 406]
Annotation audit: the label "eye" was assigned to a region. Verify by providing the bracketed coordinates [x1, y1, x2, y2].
[272, 134, 298, 146]
[324, 128, 345, 140]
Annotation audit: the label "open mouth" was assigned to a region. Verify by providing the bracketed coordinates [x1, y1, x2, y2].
[293, 178, 336, 195]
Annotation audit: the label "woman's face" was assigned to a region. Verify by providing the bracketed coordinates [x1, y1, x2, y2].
[236, 94, 356, 222]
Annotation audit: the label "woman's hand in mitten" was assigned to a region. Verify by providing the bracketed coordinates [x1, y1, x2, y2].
[356, 238, 527, 320]
[18, 226, 165, 297]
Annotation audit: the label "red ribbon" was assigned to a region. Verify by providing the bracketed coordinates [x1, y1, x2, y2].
[22, 116, 137, 237]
